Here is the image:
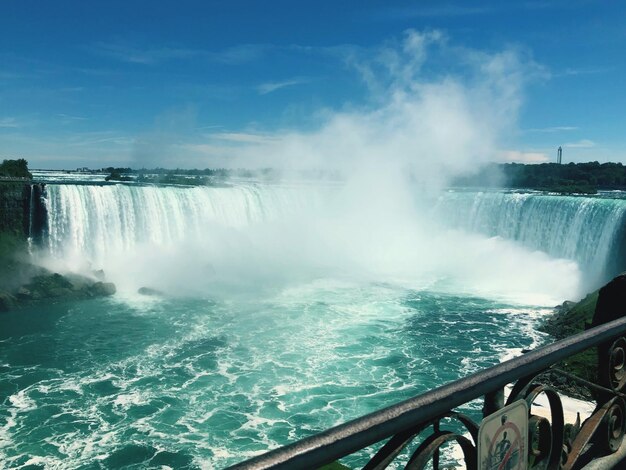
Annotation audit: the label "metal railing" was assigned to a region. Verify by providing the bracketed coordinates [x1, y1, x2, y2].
[228, 315, 626, 470]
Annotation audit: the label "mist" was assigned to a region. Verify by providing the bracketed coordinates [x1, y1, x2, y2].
[40, 30, 583, 305]
[187, 31, 537, 183]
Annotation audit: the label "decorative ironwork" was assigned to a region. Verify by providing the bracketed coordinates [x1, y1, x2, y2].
[228, 315, 626, 470]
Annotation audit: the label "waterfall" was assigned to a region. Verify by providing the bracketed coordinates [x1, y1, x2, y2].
[42, 184, 626, 293]
[44, 183, 321, 269]
[27, 184, 35, 254]
[433, 190, 626, 286]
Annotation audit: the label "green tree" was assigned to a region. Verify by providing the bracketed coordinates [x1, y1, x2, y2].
[0, 159, 32, 179]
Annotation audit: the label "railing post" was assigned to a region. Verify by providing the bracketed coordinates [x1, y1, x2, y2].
[482, 388, 504, 418]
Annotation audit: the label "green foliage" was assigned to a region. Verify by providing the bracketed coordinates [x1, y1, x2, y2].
[105, 170, 133, 182]
[0, 159, 32, 179]
[103, 167, 278, 181]
[453, 161, 626, 194]
[541, 291, 599, 340]
[104, 167, 243, 185]
[560, 348, 598, 384]
[103, 166, 132, 174]
[540, 289, 600, 395]
[136, 172, 208, 185]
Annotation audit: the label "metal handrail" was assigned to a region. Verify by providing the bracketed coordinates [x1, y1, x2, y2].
[228, 315, 626, 469]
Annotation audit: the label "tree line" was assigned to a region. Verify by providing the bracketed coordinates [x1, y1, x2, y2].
[0, 159, 32, 179]
[4, 158, 626, 193]
[453, 162, 626, 194]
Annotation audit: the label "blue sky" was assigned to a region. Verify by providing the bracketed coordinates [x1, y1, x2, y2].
[1, 0, 625, 169]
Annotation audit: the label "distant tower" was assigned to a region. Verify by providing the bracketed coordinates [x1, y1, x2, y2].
[557, 146, 562, 164]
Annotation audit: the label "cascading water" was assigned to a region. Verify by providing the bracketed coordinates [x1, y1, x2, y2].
[433, 190, 626, 288]
[43, 183, 323, 275]
[45, 184, 309, 252]
[43, 183, 626, 294]
[26, 184, 35, 254]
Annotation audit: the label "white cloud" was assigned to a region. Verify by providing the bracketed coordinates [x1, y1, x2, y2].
[182, 29, 537, 191]
[57, 114, 88, 124]
[28, 30, 539, 175]
[257, 79, 305, 95]
[0, 117, 20, 128]
[210, 132, 279, 144]
[93, 42, 200, 65]
[561, 67, 611, 77]
[525, 126, 578, 133]
[0, 130, 134, 169]
[213, 44, 271, 64]
[344, 29, 447, 96]
[565, 139, 595, 148]
[93, 42, 270, 65]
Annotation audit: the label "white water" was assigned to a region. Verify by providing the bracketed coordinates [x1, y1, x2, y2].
[434, 190, 626, 288]
[39, 183, 597, 305]
[45, 183, 322, 265]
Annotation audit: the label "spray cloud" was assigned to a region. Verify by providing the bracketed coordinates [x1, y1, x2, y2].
[43, 30, 581, 305]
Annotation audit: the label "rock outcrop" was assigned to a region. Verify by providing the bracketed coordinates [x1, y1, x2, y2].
[539, 273, 626, 399]
[541, 291, 599, 340]
[0, 182, 31, 237]
[0, 265, 116, 313]
[137, 286, 164, 297]
[1, 180, 113, 312]
[541, 273, 626, 340]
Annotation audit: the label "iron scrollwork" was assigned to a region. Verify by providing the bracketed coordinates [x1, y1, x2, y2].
[493, 334, 626, 470]
[363, 412, 479, 470]
[357, 333, 626, 469]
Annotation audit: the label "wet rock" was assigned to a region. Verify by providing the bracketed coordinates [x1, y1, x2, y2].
[15, 287, 32, 300]
[29, 289, 44, 300]
[137, 286, 163, 296]
[540, 272, 626, 401]
[26, 273, 68, 299]
[64, 273, 91, 290]
[0, 270, 117, 311]
[554, 300, 576, 312]
[0, 291, 16, 312]
[92, 282, 116, 296]
[592, 272, 626, 327]
[541, 291, 599, 340]
[48, 287, 74, 298]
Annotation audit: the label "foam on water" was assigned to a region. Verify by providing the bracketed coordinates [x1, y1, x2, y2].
[0, 286, 550, 468]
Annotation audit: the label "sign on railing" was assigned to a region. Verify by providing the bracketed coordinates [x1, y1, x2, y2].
[478, 400, 528, 470]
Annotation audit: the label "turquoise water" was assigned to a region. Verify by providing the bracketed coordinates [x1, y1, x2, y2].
[2, 183, 625, 468]
[0, 285, 547, 468]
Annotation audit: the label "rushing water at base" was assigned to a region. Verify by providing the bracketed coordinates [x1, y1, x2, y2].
[0, 287, 548, 468]
[1, 182, 625, 468]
